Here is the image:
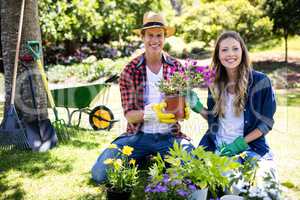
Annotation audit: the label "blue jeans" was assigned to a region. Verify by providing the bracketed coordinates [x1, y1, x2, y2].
[91, 132, 194, 183]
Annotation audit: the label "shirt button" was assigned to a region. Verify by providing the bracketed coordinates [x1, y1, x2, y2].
[244, 109, 246, 111]
[245, 120, 248, 124]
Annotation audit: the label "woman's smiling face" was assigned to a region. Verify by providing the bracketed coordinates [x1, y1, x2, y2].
[218, 37, 242, 70]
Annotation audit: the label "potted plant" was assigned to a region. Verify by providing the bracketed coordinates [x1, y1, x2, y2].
[157, 59, 215, 120]
[145, 154, 198, 200]
[103, 144, 139, 200]
[145, 142, 240, 199]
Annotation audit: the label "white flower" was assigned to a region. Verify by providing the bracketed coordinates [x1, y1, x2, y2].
[263, 196, 272, 200]
[258, 190, 268, 198]
[249, 187, 260, 197]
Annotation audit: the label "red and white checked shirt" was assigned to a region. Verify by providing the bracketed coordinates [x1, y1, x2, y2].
[119, 52, 186, 136]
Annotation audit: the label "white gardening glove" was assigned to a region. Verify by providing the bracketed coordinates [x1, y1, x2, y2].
[143, 102, 176, 124]
[143, 103, 157, 122]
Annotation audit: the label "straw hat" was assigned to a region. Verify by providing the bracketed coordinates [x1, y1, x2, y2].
[133, 11, 175, 37]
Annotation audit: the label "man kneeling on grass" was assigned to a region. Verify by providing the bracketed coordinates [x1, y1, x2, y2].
[91, 11, 194, 183]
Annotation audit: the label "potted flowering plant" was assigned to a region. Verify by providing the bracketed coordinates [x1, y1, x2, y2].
[157, 59, 215, 120]
[145, 142, 240, 200]
[103, 144, 139, 200]
[145, 154, 198, 200]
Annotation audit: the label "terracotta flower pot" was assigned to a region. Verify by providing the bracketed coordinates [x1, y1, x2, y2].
[164, 95, 186, 120]
[106, 188, 131, 200]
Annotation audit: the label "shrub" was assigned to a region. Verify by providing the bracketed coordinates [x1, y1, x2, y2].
[164, 36, 187, 58]
[46, 57, 130, 83]
[176, 0, 274, 49]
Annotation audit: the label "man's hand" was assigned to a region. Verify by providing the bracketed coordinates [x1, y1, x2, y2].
[144, 102, 176, 124]
[153, 102, 176, 123]
[220, 136, 249, 157]
[185, 90, 203, 113]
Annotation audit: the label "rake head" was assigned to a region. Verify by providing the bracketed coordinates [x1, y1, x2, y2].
[0, 128, 30, 150]
[0, 106, 30, 150]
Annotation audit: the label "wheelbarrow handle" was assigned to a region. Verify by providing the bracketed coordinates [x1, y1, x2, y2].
[27, 40, 41, 60]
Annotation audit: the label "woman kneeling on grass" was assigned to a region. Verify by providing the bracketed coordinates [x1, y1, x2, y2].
[187, 31, 277, 181]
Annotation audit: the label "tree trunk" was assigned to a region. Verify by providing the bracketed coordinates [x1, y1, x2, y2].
[0, 2, 3, 74]
[284, 29, 288, 63]
[1, 0, 48, 122]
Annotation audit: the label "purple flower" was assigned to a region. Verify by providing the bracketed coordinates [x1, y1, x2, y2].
[156, 184, 168, 193]
[177, 189, 189, 197]
[168, 67, 176, 76]
[188, 184, 197, 191]
[163, 174, 169, 184]
[185, 179, 192, 184]
[203, 72, 209, 77]
[196, 67, 204, 73]
[171, 180, 181, 186]
[145, 185, 152, 193]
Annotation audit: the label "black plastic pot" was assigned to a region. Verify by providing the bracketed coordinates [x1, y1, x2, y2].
[106, 188, 131, 200]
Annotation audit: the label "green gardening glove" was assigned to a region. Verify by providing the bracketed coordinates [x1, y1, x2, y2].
[220, 136, 249, 157]
[184, 90, 203, 113]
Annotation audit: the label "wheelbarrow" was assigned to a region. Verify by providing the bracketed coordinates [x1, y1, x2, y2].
[50, 75, 119, 131]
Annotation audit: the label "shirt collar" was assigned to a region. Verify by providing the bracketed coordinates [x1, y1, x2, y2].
[136, 52, 175, 69]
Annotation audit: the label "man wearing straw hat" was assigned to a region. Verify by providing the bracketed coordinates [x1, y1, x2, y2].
[91, 11, 194, 183]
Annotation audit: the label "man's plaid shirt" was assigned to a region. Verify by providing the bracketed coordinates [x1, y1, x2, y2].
[119, 52, 186, 136]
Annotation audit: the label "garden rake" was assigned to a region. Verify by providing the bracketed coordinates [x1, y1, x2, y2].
[27, 41, 70, 142]
[20, 55, 58, 151]
[0, 0, 30, 150]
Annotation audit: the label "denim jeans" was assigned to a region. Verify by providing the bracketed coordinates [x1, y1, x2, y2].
[91, 131, 194, 183]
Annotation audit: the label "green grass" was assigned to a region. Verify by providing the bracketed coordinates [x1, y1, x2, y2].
[276, 90, 300, 106]
[271, 36, 300, 52]
[251, 35, 300, 53]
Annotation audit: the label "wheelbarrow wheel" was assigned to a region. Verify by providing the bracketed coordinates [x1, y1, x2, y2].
[89, 106, 114, 131]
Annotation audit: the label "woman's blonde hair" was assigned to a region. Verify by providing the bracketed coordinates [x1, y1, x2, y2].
[211, 31, 252, 117]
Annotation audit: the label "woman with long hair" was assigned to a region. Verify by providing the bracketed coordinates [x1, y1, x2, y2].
[187, 31, 277, 175]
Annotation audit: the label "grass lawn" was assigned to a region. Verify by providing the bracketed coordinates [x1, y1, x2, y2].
[251, 36, 300, 53]
[0, 87, 300, 200]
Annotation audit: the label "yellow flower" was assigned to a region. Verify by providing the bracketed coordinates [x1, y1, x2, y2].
[108, 144, 117, 149]
[122, 146, 134, 156]
[104, 158, 114, 165]
[239, 152, 247, 159]
[129, 159, 136, 166]
[114, 159, 123, 169]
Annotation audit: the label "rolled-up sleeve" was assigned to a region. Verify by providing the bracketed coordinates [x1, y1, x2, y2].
[257, 76, 276, 135]
[119, 66, 136, 115]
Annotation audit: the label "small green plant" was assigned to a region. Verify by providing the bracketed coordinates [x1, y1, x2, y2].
[145, 143, 240, 199]
[104, 144, 139, 193]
